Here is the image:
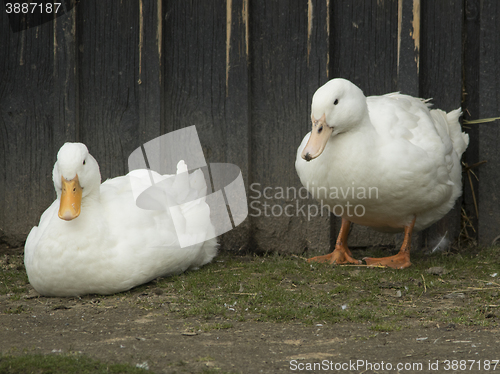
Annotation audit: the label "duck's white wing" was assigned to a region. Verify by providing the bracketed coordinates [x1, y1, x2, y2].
[367, 93, 466, 186]
[365, 93, 469, 230]
[369, 93, 467, 156]
[368, 94, 443, 152]
[100, 163, 217, 269]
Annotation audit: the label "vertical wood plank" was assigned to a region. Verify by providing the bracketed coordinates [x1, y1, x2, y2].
[162, 1, 226, 158]
[138, 0, 162, 144]
[419, 0, 463, 250]
[396, 0, 420, 96]
[77, 1, 141, 180]
[163, 1, 225, 137]
[53, 0, 78, 143]
[221, 0, 251, 251]
[462, 0, 480, 243]
[478, 1, 500, 246]
[250, 0, 330, 255]
[419, 0, 463, 112]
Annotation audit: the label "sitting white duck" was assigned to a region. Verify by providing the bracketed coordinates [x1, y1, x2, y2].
[25, 142, 218, 296]
[296, 78, 469, 269]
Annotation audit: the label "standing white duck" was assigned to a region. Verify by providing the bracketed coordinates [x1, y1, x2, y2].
[295, 78, 469, 269]
[25, 143, 218, 296]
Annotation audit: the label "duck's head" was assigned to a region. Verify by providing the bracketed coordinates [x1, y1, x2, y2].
[302, 78, 368, 161]
[52, 143, 101, 221]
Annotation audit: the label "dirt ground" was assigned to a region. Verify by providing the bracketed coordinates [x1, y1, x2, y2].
[1, 283, 499, 374]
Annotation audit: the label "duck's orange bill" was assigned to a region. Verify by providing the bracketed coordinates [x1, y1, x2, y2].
[58, 175, 82, 221]
[301, 114, 333, 161]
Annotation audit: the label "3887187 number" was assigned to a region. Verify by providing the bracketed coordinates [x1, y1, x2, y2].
[5, 3, 62, 14]
[443, 360, 499, 371]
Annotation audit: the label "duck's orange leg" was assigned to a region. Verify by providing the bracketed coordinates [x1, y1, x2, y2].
[363, 216, 416, 269]
[307, 218, 361, 265]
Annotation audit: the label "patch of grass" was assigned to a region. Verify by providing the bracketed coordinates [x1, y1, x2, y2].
[0, 254, 29, 295]
[369, 322, 403, 332]
[148, 245, 500, 328]
[200, 322, 233, 332]
[2, 245, 499, 329]
[0, 354, 151, 374]
[3, 304, 30, 314]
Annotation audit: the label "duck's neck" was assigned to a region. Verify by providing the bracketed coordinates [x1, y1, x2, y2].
[79, 190, 103, 223]
[350, 115, 377, 136]
[322, 116, 379, 174]
[329, 117, 378, 149]
[55, 192, 108, 250]
[82, 189, 101, 205]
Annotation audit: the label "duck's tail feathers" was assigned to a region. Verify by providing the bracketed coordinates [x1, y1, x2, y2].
[446, 108, 469, 158]
[430, 108, 469, 159]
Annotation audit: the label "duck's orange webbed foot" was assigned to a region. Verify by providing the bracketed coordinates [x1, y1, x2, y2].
[364, 216, 416, 270]
[308, 245, 361, 265]
[307, 218, 361, 265]
[363, 251, 411, 269]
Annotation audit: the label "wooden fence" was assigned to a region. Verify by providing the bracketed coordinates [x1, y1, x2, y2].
[1, 0, 499, 255]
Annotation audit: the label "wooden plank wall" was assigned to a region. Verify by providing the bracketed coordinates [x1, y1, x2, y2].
[476, 0, 500, 246]
[1, 0, 499, 253]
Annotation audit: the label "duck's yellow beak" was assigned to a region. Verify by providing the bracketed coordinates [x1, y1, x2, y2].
[301, 114, 333, 161]
[58, 175, 82, 221]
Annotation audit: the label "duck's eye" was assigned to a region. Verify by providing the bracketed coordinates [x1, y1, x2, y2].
[334, 99, 339, 105]
[83, 159, 86, 165]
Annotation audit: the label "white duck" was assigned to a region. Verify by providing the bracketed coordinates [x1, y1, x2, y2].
[25, 143, 218, 296]
[295, 78, 469, 269]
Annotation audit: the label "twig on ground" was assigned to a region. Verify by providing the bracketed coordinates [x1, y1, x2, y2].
[421, 274, 427, 293]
